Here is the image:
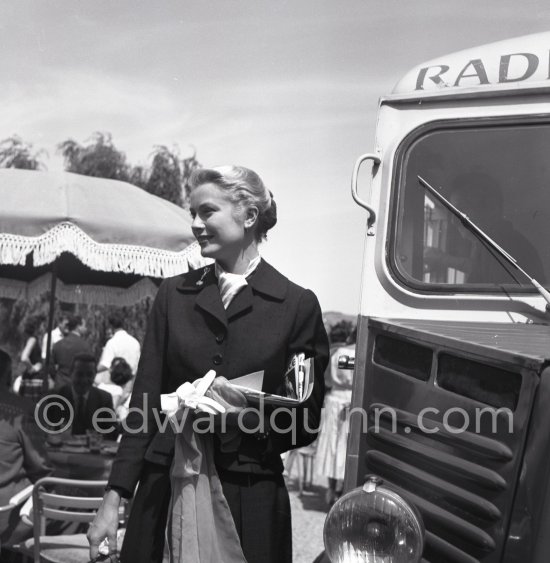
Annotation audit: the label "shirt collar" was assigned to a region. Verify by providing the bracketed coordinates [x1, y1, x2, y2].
[177, 258, 288, 301]
[214, 254, 262, 280]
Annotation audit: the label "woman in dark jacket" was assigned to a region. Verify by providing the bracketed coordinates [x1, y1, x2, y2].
[88, 165, 329, 563]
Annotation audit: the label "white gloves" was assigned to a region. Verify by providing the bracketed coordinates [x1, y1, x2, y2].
[160, 370, 226, 419]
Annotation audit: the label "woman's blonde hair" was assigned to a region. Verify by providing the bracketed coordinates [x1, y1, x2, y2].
[189, 165, 277, 241]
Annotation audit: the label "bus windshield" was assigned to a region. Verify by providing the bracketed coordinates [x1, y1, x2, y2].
[392, 120, 550, 290]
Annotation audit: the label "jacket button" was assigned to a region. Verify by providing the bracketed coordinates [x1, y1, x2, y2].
[213, 353, 223, 365]
[216, 334, 224, 344]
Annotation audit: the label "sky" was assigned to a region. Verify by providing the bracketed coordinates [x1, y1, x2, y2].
[1, 0, 549, 314]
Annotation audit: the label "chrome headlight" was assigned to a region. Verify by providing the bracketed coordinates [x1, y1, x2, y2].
[323, 476, 424, 563]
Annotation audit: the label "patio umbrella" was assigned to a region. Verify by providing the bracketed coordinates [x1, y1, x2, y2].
[0, 168, 203, 383]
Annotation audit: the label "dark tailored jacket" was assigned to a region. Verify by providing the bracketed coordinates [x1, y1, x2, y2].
[56, 384, 114, 435]
[51, 333, 93, 389]
[0, 392, 52, 507]
[108, 259, 329, 495]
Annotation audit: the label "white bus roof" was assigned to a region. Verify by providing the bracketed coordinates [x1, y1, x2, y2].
[389, 32, 550, 101]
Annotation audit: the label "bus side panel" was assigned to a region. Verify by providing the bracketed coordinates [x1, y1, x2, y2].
[344, 313, 370, 492]
[505, 366, 550, 563]
[347, 317, 539, 562]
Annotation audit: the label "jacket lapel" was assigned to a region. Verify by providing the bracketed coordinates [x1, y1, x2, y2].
[226, 285, 253, 320]
[176, 259, 288, 327]
[247, 259, 288, 301]
[177, 266, 227, 328]
[225, 260, 287, 318]
[196, 283, 228, 328]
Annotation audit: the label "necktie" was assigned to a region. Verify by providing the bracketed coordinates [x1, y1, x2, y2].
[73, 394, 87, 435]
[215, 256, 261, 310]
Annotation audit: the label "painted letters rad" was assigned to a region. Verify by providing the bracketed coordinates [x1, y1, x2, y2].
[415, 52, 546, 90]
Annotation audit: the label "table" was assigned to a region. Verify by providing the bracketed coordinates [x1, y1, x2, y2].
[45, 440, 119, 481]
[18, 442, 121, 530]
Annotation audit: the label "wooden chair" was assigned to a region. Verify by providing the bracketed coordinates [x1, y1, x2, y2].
[17, 477, 127, 563]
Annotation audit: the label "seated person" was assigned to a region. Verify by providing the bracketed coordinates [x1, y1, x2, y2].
[110, 357, 133, 425]
[95, 312, 140, 384]
[52, 353, 115, 437]
[0, 349, 52, 547]
[97, 357, 133, 424]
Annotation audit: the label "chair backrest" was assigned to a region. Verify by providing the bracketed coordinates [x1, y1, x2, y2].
[0, 484, 34, 522]
[31, 477, 125, 563]
[0, 484, 33, 556]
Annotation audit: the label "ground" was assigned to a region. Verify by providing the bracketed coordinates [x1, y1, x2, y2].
[286, 465, 329, 563]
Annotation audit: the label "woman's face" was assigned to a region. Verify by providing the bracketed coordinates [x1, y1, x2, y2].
[189, 182, 248, 263]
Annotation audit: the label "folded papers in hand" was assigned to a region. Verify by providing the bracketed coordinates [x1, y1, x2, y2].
[160, 370, 226, 420]
[231, 353, 314, 406]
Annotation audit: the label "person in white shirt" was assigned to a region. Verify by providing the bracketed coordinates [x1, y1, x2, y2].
[41, 314, 69, 362]
[96, 312, 141, 385]
[97, 357, 134, 425]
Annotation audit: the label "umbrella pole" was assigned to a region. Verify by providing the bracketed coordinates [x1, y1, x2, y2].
[43, 260, 58, 394]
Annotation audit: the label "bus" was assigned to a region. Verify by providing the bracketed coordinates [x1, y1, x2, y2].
[328, 32, 550, 563]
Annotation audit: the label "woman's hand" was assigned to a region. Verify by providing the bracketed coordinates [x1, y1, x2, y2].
[87, 490, 121, 560]
[198, 376, 248, 428]
[207, 377, 247, 408]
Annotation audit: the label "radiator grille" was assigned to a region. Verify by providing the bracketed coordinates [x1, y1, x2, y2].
[364, 403, 513, 562]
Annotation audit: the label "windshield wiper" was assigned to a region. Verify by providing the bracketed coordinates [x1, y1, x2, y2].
[418, 175, 550, 311]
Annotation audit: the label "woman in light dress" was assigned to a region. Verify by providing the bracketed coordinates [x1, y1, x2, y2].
[315, 328, 356, 505]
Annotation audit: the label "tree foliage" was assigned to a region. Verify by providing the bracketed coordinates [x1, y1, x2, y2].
[146, 145, 183, 206]
[0, 132, 203, 373]
[57, 132, 130, 181]
[56, 133, 200, 207]
[139, 144, 201, 207]
[0, 132, 201, 207]
[128, 164, 148, 190]
[0, 136, 47, 170]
